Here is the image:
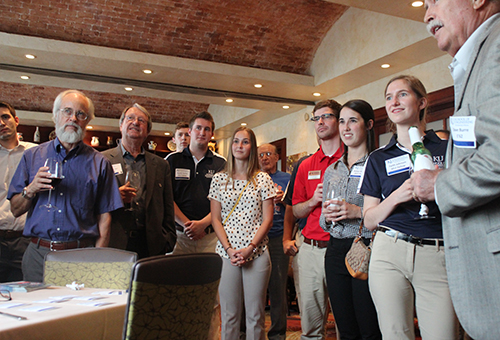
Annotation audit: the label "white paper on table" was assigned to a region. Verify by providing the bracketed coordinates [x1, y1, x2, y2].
[0, 303, 29, 309]
[72, 296, 105, 301]
[20, 306, 59, 312]
[77, 302, 113, 307]
[34, 298, 71, 304]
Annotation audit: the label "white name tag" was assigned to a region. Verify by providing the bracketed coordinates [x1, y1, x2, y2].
[350, 165, 363, 178]
[450, 116, 476, 148]
[308, 170, 321, 180]
[385, 155, 411, 176]
[112, 163, 123, 175]
[175, 168, 190, 180]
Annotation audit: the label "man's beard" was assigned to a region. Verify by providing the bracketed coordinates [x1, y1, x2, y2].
[56, 122, 84, 144]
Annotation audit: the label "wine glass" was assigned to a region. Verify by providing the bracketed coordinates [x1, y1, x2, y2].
[409, 165, 434, 219]
[325, 180, 342, 209]
[40, 158, 63, 212]
[125, 170, 140, 211]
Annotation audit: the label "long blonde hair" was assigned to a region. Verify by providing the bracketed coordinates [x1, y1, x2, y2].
[224, 127, 260, 188]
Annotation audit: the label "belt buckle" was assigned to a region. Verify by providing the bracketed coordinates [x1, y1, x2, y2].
[408, 235, 423, 246]
[49, 241, 63, 251]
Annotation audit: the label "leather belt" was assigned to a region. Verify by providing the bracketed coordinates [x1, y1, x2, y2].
[303, 236, 329, 248]
[377, 226, 444, 247]
[0, 230, 24, 239]
[31, 237, 95, 251]
[176, 224, 214, 235]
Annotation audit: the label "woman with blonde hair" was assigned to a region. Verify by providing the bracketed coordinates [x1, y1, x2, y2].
[209, 126, 275, 340]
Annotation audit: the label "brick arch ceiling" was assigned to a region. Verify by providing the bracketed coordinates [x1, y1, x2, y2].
[1, 0, 347, 74]
[0, 0, 346, 123]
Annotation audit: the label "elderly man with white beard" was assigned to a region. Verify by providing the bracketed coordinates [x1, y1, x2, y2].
[8, 90, 123, 282]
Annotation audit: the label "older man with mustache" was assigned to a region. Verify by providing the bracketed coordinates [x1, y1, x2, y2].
[8, 90, 123, 282]
[411, 0, 500, 338]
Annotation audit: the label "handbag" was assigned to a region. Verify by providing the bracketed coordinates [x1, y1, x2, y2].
[345, 220, 375, 280]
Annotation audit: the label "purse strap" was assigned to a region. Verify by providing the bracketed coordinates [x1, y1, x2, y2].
[356, 219, 376, 242]
[222, 176, 254, 226]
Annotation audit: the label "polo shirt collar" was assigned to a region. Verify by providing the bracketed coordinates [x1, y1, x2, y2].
[318, 144, 344, 162]
[54, 137, 83, 158]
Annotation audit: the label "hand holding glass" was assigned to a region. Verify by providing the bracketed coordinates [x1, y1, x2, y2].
[125, 170, 140, 211]
[40, 158, 64, 212]
[326, 180, 342, 208]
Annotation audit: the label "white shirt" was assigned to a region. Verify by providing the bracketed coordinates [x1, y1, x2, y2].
[0, 141, 37, 231]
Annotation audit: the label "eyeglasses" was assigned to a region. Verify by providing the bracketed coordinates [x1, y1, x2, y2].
[60, 107, 88, 121]
[0, 291, 11, 301]
[125, 115, 148, 125]
[258, 152, 275, 158]
[310, 113, 337, 122]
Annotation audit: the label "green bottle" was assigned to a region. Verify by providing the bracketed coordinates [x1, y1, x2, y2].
[408, 126, 433, 171]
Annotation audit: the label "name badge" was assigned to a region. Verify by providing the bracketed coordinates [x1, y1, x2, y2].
[450, 116, 476, 148]
[308, 170, 321, 180]
[350, 165, 363, 178]
[112, 163, 123, 175]
[385, 155, 411, 176]
[175, 168, 190, 180]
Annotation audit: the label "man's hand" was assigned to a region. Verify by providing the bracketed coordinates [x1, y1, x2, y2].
[119, 181, 137, 204]
[411, 169, 441, 202]
[274, 185, 284, 205]
[283, 239, 298, 256]
[29, 165, 53, 194]
[184, 220, 207, 240]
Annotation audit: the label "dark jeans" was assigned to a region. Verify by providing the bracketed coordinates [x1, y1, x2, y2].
[325, 237, 381, 340]
[267, 235, 289, 340]
[0, 236, 30, 282]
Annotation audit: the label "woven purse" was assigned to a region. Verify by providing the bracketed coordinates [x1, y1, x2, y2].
[345, 221, 375, 280]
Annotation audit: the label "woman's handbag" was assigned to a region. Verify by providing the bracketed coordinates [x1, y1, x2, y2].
[345, 221, 375, 280]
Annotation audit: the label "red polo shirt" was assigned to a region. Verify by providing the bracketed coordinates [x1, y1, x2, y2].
[292, 145, 343, 241]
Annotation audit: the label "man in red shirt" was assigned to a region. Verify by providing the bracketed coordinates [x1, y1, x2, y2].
[292, 99, 343, 339]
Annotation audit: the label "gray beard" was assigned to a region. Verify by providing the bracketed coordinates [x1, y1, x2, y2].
[56, 123, 84, 144]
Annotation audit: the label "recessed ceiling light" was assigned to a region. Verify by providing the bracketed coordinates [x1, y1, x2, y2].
[211, 136, 215, 140]
[241, 123, 247, 126]
[25, 54, 36, 59]
[381, 64, 391, 69]
[283, 105, 290, 109]
[142, 69, 153, 74]
[254, 84, 263, 88]
[411, 1, 424, 7]
[313, 92, 321, 97]
[164, 132, 170, 136]
[20, 75, 30, 80]
[124, 87, 133, 91]
[86, 126, 93, 130]
[226, 98, 233, 103]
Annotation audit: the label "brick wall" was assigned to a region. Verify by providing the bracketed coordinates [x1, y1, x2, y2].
[0, 81, 209, 124]
[0, 0, 346, 74]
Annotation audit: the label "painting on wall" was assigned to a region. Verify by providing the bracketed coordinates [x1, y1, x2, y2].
[286, 151, 308, 174]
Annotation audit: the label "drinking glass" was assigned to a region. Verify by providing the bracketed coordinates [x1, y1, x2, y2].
[325, 179, 342, 208]
[125, 170, 140, 211]
[409, 166, 434, 219]
[40, 158, 63, 212]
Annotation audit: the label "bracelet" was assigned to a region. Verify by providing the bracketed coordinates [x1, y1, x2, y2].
[249, 242, 257, 253]
[225, 246, 232, 252]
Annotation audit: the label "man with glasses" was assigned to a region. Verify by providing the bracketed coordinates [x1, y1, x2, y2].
[103, 104, 176, 259]
[0, 101, 36, 282]
[258, 143, 291, 340]
[8, 90, 122, 282]
[292, 99, 343, 339]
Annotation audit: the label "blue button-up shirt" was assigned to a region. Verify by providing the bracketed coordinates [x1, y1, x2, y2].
[8, 138, 123, 241]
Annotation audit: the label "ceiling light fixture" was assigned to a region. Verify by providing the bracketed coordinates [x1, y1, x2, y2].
[313, 92, 321, 97]
[211, 136, 215, 140]
[124, 87, 133, 91]
[164, 132, 170, 136]
[241, 123, 247, 126]
[381, 64, 391, 69]
[226, 98, 233, 103]
[254, 84, 263, 88]
[20, 75, 30, 80]
[25, 54, 36, 59]
[411, 1, 424, 7]
[87, 126, 93, 130]
[142, 69, 153, 74]
[283, 105, 290, 109]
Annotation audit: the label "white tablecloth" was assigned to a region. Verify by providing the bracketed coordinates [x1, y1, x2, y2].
[0, 286, 127, 340]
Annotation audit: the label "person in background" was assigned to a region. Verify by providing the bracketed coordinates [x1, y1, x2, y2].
[292, 99, 343, 339]
[102, 103, 176, 259]
[0, 101, 36, 282]
[209, 126, 275, 340]
[411, 1, 500, 338]
[8, 90, 123, 282]
[320, 100, 381, 340]
[257, 143, 291, 340]
[434, 129, 450, 140]
[166, 121, 190, 158]
[360, 75, 456, 339]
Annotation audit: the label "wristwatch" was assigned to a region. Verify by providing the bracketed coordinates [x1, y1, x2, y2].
[21, 187, 35, 200]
